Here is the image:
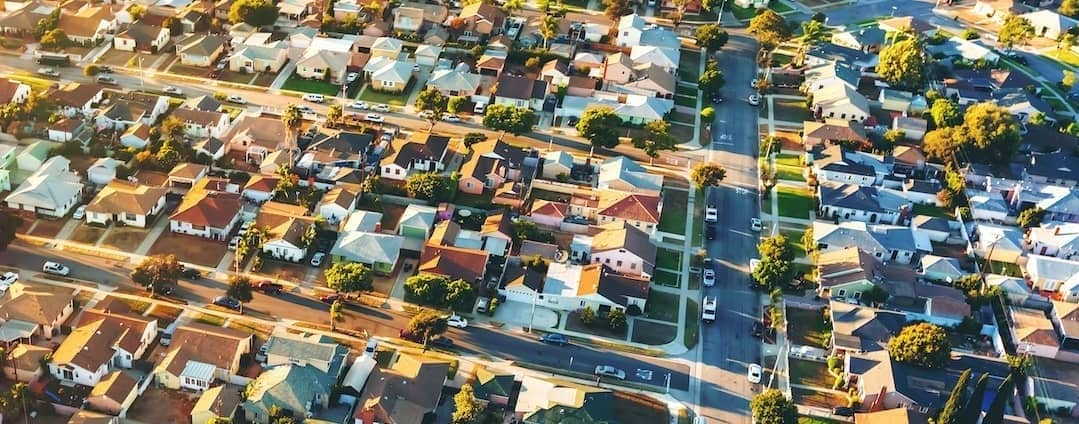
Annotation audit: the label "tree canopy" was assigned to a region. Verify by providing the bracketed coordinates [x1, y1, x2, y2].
[228, 0, 279, 26]
[130, 254, 183, 295]
[750, 389, 797, 424]
[451, 384, 483, 424]
[632, 120, 678, 159]
[576, 106, 623, 150]
[696, 24, 729, 50]
[415, 88, 448, 120]
[1017, 207, 1046, 228]
[699, 62, 725, 94]
[1063, 0, 1079, 18]
[937, 368, 972, 424]
[930, 98, 962, 128]
[922, 126, 963, 165]
[983, 374, 1013, 424]
[603, 0, 633, 20]
[691, 163, 727, 187]
[887, 323, 951, 368]
[482, 104, 537, 137]
[325, 262, 374, 294]
[226, 275, 254, 312]
[406, 309, 448, 342]
[404, 274, 477, 311]
[997, 15, 1034, 48]
[748, 10, 790, 48]
[962, 102, 1021, 165]
[405, 172, 455, 201]
[878, 38, 926, 90]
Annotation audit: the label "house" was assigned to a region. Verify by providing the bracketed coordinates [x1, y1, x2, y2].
[332, 227, 405, 275]
[615, 13, 680, 50]
[812, 83, 870, 122]
[50, 82, 104, 117]
[2, 344, 50, 383]
[815, 247, 883, 301]
[154, 323, 252, 391]
[559, 92, 674, 125]
[809, 145, 886, 187]
[414, 44, 442, 66]
[113, 22, 169, 53]
[541, 151, 575, 181]
[47, 118, 87, 143]
[398, 204, 437, 249]
[167, 163, 209, 192]
[317, 186, 357, 224]
[365, 57, 414, 93]
[380, 133, 451, 180]
[974, 0, 1031, 20]
[420, 240, 491, 285]
[829, 300, 906, 354]
[298, 130, 373, 173]
[1010, 185, 1079, 223]
[817, 182, 911, 225]
[629, 45, 679, 74]
[86, 371, 138, 416]
[574, 222, 657, 278]
[1019, 155, 1079, 189]
[893, 145, 927, 173]
[802, 62, 860, 93]
[458, 139, 525, 195]
[244, 334, 349, 423]
[15, 140, 53, 172]
[928, 37, 1000, 66]
[493, 75, 548, 111]
[187, 95, 222, 112]
[1026, 254, 1079, 302]
[541, 60, 571, 86]
[986, 273, 1035, 304]
[918, 255, 967, 282]
[178, 9, 208, 33]
[190, 385, 242, 424]
[120, 123, 152, 149]
[1050, 301, 1079, 350]
[900, 179, 942, 205]
[296, 42, 352, 84]
[1020, 9, 1077, 39]
[96, 92, 169, 130]
[971, 224, 1025, 264]
[1026, 222, 1079, 259]
[0, 79, 31, 105]
[845, 349, 1010, 414]
[572, 51, 606, 77]
[241, 175, 277, 204]
[393, 6, 424, 32]
[912, 216, 957, 243]
[223, 115, 289, 165]
[457, 2, 506, 40]
[893, 117, 928, 142]
[355, 353, 450, 424]
[995, 91, 1055, 125]
[883, 277, 971, 327]
[49, 304, 156, 387]
[515, 376, 615, 422]
[968, 190, 1011, 223]
[802, 119, 868, 149]
[878, 16, 936, 34]
[1010, 306, 1060, 358]
[476, 50, 506, 76]
[601, 53, 635, 85]
[371, 36, 403, 59]
[830, 27, 885, 53]
[470, 366, 516, 407]
[813, 221, 925, 264]
[426, 67, 482, 97]
[170, 177, 243, 241]
[178, 35, 226, 67]
[424, 218, 512, 258]
[255, 201, 315, 263]
[170, 108, 231, 139]
[229, 41, 289, 73]
[879, 89, 915, 113]
[0, 283, 76, 341]
[84, 180, 168, 228]
[5, 156, 83, 218]
[503, 261, 650, 314]
[58, 6, 115, 44]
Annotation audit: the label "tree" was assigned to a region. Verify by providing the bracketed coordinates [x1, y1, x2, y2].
[1062, 0, 1079, 18]
[748, 10, 790, 49]
[540, 14, 559, 48]
[699, 65, 725, 94]
[962, 372, 992, 424]
[882, 129, 906, 148]
[750, 389, 797, 424]
[405, 172, 453, 201]
[326, 104, 343, 127]
[937, 368, 972, 424]
[754, 235, 795, 289]
[329, 300, 343, 331]
[451, 383, 483, 424]
[608, 309, 627, 331]
[1017, 207, 1046, 228]
[633, 120, 678, 160]
[670, 0, 689, 28]
[575, 106, 623, 153]
[502, 0, 524, 19]
[759, 234, 794, 262]
[404, 274, 449, 306]
[1064, 71, 1078, 90]
[482, 104, 537, 139]
[696, 24, 729, 51]
[407, 309, 448, 343]
[511, 220, 557, 243]
[1029, 112, 1047, 126]
[414, 87, 448, 128]
[603, 0, 633, 20]
[325, 262, 374, 294]
[998, 15, 1034, 49]
[923, 127, 963, 165]
[983, 375, 1014, 424]
[691, 163, 727, 188]
[463, 132, 487, 149]
[226, 275, 254, 313]
[161, 115, 185, 140]
[878, 38, 926, 89]
[701, 106, 716, 121]
[228, 0, 279, 26]
[130, 254, 183, 295]
[273, 164, 299, 201]
[0, 211, 19, 253]
[952, 274, 983, 293]
[795, 20, 826, 66]
[580, 306, 596, 325]
[887, 323, 951, 368]
[931, 99, 962, 128]
[444, 278, 477, 312]
[863, 285, 889, 306]
[963, 102, 1021, 165]
[448, 96, 468, 114]
[281, 104, 302, 162]
[39, 29, 70, 50]
[128, 4, 147, 20]
[35, 8, 59, 39]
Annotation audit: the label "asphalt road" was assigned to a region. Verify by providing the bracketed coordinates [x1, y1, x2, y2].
[696, 30, 765, 424]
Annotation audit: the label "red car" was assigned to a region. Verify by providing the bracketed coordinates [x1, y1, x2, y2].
[319, 293, 341, 303]
[254, 281, 284, 295]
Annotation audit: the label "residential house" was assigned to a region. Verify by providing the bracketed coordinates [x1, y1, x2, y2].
[96, 92, 169, 130]
[918, 255, 967, 283]
[615, 14, 680, 50]
[877, 16, 936, 34]
[572, 222, 657, 278]
[170, 108, 231, 139]
[971, 224, 1025, 264]
[813, 221, 926, 264]
[559, 92, 674, 125]
[190, 385, 242, 424]
[113, 22, 169, 53]
[458, 139, 525, 195]
[392, 6, 424, 32]
[812, 83, 870, 122]
[968, 190, 1011, 222]
[815, 247, 883, 301]
[371, 36, 403, 59]
[541, 60, 571, 86]
[14, 140, 53, 172]
[317, 186, 357, 224]
[831, 27, 885, 53]
[995, 91, 1055, 125]
[223, 115, 289, 166]
[883, 276, 971, 327]
[879, 89, 915, 113]
[241, 175, 277, 204]
[540, 150, 575, 181]
[0, 283, 76, 341]
[515, 376, 615, 422]
[809, 145, 889, 187]
[602, 52, 635, 85]
[1010, 306, 1060, 358]
[120, 123, 152, 149]
[1027, 221, 1079, 259]
[186, 95, 223, 112]
[296, 38, 353, 84]
[178, 9, 208, 33]
[84, 179, 168, 228]
[893, 117, 928, 141]
[928, 37, 1000, 68]
[420, 228, 492, 285]
[802, 119, 868, 149]
[355, 353, 450, 424]
[900, 179, 942, 205]
[50, 82, 104, 117]
[86, 371, 138, 416]
[893, 145, 927, 173]
[298, 130, 373, 173]
[255, 201, 315, 263]
[987, 273, 1035, 304]
[502, 261, 649, 314]
[332, 216, 405, 275]
[58, 6, 115, 44]
[365, 57, 414, 93]
[802, 62, 860, 93]
[398, 204, 437, 249]
[572, 51, 605, 78]
[457, 2, 506, 41]
[829, 300, 906, 354]
[1026, 254, 1079, 302]
[242, 361, 343, 423]
[476, 50, 506, 76]
[628, 45, 679, 74]
[1020, 9, 1077, 39]
[380, 133, 451, 180]
[846, 350, 1010, 415]
[974, 0, 1032, 20]
[414, 44, 442, 66]
[529, 200, 569, 228]
[1009, 184, 1079, 223]
[423, 218, 510, 258]
[48, 118, 88, 143]
[5, 156, 83, 218]
[0, 79, 30, 105]
[229, 38, 289, 73]
[493, 75, 547, 111]
[614, 64, 676, 98]
[332, 0, 362, 19]
[1050, 301, 1079, 351]
[426, 66, 482, 97]
[2, 344, 50, 383]
[154, 323, 252, 391]
[177, 35, 226, 67]
[1019, 154, 1079, 189]
[169, 177, 243, 241]
[470, 366, 516, 407]
[167, 163, 209, 192]
[817, 182, 911, 225]
[49, 303, 156, 387]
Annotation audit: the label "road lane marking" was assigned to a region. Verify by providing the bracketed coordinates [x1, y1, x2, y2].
[729, 230, 753, 237]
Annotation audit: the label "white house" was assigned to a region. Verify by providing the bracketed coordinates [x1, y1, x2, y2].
[4, 156, 83, 218]
[918, 255, 967, 283]
[380, 133, 451, 181]
[255, 202, 314, 263]
[120, 123, 152, 149]
[1020, 9, 1078, 39]
[317, 186, 357, 224]
[113, 22, 169, 53]
[812, 83, 870, 122]
[84, 180, 169, 228]
[0, 79, 31, 105]
[170, 108, 232, 139]
[817, 182, 910, 225]
[813, 221, 925, 264]
[170, 178, 243, 241]
[572, 222, 657, 279]
[1026, 222, 1079, 259]
[502, 261, 650, 314]
[1026, 254, 1079, 302]
[1009, 306, 1059, 359]
[972, 224, 1026, 264]
[49, 308, 156, 387]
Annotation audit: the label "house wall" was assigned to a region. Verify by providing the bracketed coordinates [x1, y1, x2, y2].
[88, 395, 123, 416]
[596, 213, 656, 234]
[818, 104, 868, 122]
[113, 37, 136, 52]
[819, 205, 901, 225]
[459, 176, 486, 195]
[815, 169, 877, 187]
[50, 361, 109, 387]
[318, 204, 350, 224]
[588, 250, 649, 278]
[827, 281, 875, 301]
[180, 51, 215, 67]
[262, 240, 306, 262]
[2, 364, 40, 383]
[381, 163, 409, 180]
[242, 190, 273, 204]
[120, 135, 149, 149]
[170, 218, 236, 241]
[372, 78, 407, 93]
[529, 213, 563, 228]
[1016, 339, 1059, 359]
[7, 187, 80, 218]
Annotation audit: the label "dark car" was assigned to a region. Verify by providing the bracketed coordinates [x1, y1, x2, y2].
[566, 116, 580, 126]
[1005, 52, 1028, 65]
[255, 280, 284, 294]
[832, 407, 855, 417]
[540, 333, 569, 346]
[399, 329, 423, 343]
[712, 92, 723, 103]
[705, 226, 716, 240]
[320, 293, 342, 303]
[752, 321, 764, 338]
[180, 267, 200, 279]
[430, 336, 454, 348]
[97, 65, 113, 73]
[213, 296, 241, 310]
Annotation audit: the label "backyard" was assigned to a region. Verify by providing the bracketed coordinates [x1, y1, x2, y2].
[912, 203, 952, 218]
[777, 186, 815, 219]
[658, 189, 689, 234]
[780, 228, 808, 258]
[788, 358, 832, 388]
[786, 307, 830, 349]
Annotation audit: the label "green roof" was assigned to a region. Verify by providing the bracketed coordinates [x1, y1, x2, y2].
[471, 366, 515, 400]
[524, 390, 615, 424]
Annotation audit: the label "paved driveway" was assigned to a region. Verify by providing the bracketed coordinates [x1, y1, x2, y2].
[494, 300, 559, 329]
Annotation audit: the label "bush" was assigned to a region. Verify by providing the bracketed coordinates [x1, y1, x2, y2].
[83, 64, 100, 76]
[580, 306, 595, 325]
[486, 298, 499, 316]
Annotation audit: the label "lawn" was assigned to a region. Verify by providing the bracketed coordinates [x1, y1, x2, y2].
[769, 0, 794, 12]
[630, 320, 677, 345]
[669, 110, 696, 124]
[455, 191, 495, 208]
[788, 358, 832, 388]
[780, 228, 807, 258]
[1048, 49, 1079, 67]
[669, 123, 695, 141]
[777, 186, 815, 219]
[799, 417, 844, 424]
[654, 269, 681, 288]
[168, 62, 213, 79]
[251, 72, 277, 87]
[912, 203, 952, 218]
[731, 4, 758, 20]
[776, 154, 801, 167]
[691, 191, 704, 246]
[786, 307, 830, 348]
[657, 248, 682, 270]
[114, 296, 151, 314]
[773, 99, 813, 122]
[985, 260, 1023, 278]
[101, 227, 149, 252]
[658, 189, 689, 234]
[772, 53, 793, 67]
[643, 290, 681, 323]
[147, 304, 183, 327]
[358, 80, 415, 107]
[676, 85, 698, 97]
[149, 233, 228, 268]
[69, 224, 105, 245]
[194, 313, 226, 327]
[679, 49, 702, 82]
[684, 299, 699, 349]
[281, 74, 342, 96]
[674, 95, 697, 108]
[776, 166, 805, 182]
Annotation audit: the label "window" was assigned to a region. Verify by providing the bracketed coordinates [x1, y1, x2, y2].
[617, 260, 623, 266]
[630, 263, 637, 270]
[605, 258, 611, 264]
[837, 289, 847, 297]
[381, 80, 395, 87]
[854, 292, 862, 299]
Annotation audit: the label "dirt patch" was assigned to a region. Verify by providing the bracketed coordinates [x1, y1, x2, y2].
[258, 260, 310, 284]
[148, 232, 228, 267]
[28, 219, 65, 238]
[97, 50, 137, 67]
[127, 387, 199, 423]
[147, 304, 184, 327]
[68, 224, 105, 245]
[100, 227, 149, 252]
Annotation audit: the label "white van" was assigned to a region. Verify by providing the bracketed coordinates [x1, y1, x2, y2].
[474, 102, 487, 114]
[302, 93, 325, 103]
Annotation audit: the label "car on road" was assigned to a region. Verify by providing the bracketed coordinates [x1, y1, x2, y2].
[705, 226, 716, 240]
[748, 94, 761, 106]
[163, 86, 183, 95]
[417, 110, 436, 119]
[42, 261, 70, 276]
[296, 105, 315, 114]
[702, 269, 716, 287]
[228, 236, 241, 251]
[0, 272, 18, 286]
[430, 336, 454, 348]
[702, 296, 717, 323]
[1004, 52, 1028, 65]
[72, 205, 86, 220]
[446, 315, 468, 328]
[37, 67, 60, 77]
[594, 365, 626, 380]
[365, 113, 385, 123]
[540, 333, 569, 346]
[226, 95, 247, 104]
[310, 252, 326, 267]
[349, 101, 369, 110]
[750, 218, 762, 232]
[441, 113, 461, 122]
[213, 296, 242, 310]
[302, 93, 325, 103]
[254, 280, 284, 294]
[474, 102, 487, 114]
[96, 75, 117, 85]
[831, 406, 855, 417]
[320, 293, 342, 303]
[346, 72, 359, 83]
[371, 104, 391, 112]
[752, 321, 764, 338]
[704, 205, 718, 223]
[747, 363, 762, 384]
[181, 266, 201, 279]
[751, 78, 759, 88]
[712, 92, 723, 103]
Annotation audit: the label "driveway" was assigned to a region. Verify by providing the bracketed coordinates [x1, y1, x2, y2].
[493, 300, 559, 329]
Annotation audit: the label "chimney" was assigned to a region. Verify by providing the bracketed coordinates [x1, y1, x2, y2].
[375, 222, 381, 232]
[1056, 226, 1061, 235]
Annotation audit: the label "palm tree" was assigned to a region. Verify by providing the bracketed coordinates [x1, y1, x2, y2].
[503, 0, 524, 20]
[281, 104, 302, 164]
[795, 20, 824, 68]
[329, 300, 343, 331]
[326, 104, 343, 128]
[540, 14, 559, 49]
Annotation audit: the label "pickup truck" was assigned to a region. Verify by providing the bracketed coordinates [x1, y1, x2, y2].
[254, 280, 284, 294]
[702, 296, 717, 323]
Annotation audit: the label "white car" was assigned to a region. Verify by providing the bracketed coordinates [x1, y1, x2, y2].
[371, 104, 391, 112]
[446, 315, 468, 328]
[750, 258, 760, 274]
[302, 93, 325, 103]
[473, 102, 487, 114]
[748, 94, 761, 106]
[594, 365, 626, 380]
[747, 363, 763, 384]
[705, 205, 718, 223]
[349, 101, 369, 110]
[441, 113, 461, 122]
[346, 72, 359, 83]
[228, 236, 241, 251]
[702, 296, 717, 323]
[417, 110, 436, 119]
[310, 252, 325, 267]
[365, 113, 385, 123]
[703, 269, 716, 287]
[751, 78, 759, 88]
[226, 95, 247, 104]
[42, 261, 70, 276]
[72, 205, 86, 220]
[750, 218, 763, 232]
[163, 86, 183, 95]
[37, 67, 59, 77]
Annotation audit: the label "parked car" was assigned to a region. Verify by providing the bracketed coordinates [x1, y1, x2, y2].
[181, 267, 201, 279]
[473, 102, 487, 114]
[346, 72, 359, 83]
[365, 113, 385, 123]
[213, 296, 242, 310]
[163, 86, 183, 95]
[750, 218, 763, 232]
[0, 272, 18, 286]
[430, 336, 454, 348]
[310, 252, 325, 267]
[540, 333, 569, 346]
[705, 226, 716, 240]
[446, 315, 468, 328]
[702, 296, 717, 323]
[72, 205, 86, 220]
[349, 101, 369, 110]
[36, 67, 59, 77]
[371, 104, 391, 112]
[705, 205, 718, 223]
[42, 261, 70, 276]
[703, 269, 716, 287]
[96, 75, 117, 85]
[417, 110, 435, 119]
[441, 113, 461, 122]
[748, 94, 761, 106]
[1004, 52, 1028, 65]
[594, 365, 626, 380]
[227, 236, 241, 251]
[226, 95, 247, 104]
[712, 92, 723, 103]
[747, 364, 762, 384]
[302, 93, 325, 103]
[254, 280, 284, 294]
[319, 293, 342, 303]
[97, 65, 113, 73]
[566, 116, 579, 126]
[832, 407, 855, 417]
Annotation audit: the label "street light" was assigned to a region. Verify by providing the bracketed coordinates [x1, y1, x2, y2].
[665, 373, 671, 393]
[527, 290, 537, 333]
[891, 5, 897, 16]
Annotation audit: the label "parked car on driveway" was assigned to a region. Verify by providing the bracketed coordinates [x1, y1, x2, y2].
[540, 333, 568, 346]
[310, 252, 325, 267]
[594, 365, 626, 380]
[213, 296, 242, 310]
[747, 363, 762, 384]
[72, 205, 86, 220]
[42, 261, 70, 276]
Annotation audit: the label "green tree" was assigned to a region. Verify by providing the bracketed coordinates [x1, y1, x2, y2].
[451, 382, 483, 424]
[130, 254, 183, 295]
[580, 306, 596, 325]
[691, 163, 727, 188]
[632, 120, 678, 161]
[983, 375, 1014, 424]
[329, 300, 343, 331]
[863, 285, 889, 307]
[39, 29, 70, 50]
[696, 24, 729, 50]
[482, 104, 537, 139]
[603, 0, 633, 20]
[414, 87, 448, 128]
[281, 103, 302, 161]
[576, 106, 623, 152]
[445, 278, 477, 312]
[502, 0, 524, 19]
[1063, 0, 1079, 18]
[325, 262, 374, 294]
[228, 0, 279, 25]
[1029, 112, 1047, 126]
[326, 104, 343, 127]
[878, 38, 927, 89]
[463, 132, 487, 149]
[406, 309, 448, 343]
[748, 9, 790, 49]
[226, 275, 254, 313]
[608, 309, 627, 331]
[34, 9, 59, 39]
[887, 323, 951, 368]
[962, 372, 992, 424]
[511, 220, 556, 243]
[1064, 71, 1077, 89]
[952, 273, 983, 293]
[405, 172, 453, 201]
[922, 126, 963, 165]
[699, 64, 725, 94]
[160, 115, 185, 140]
[882, 129, 906, 148]
[931, 99, 962, 128]
[404, 274, 451, 306]
[937, 368, 972, 424]
[273, 164, 299, 201]
[701, 106, 716, 121]
[0, 211, 20, 253]
[963, 102, 1021, 165]
[540, 14, 559, 48]
[750, 389, 797, 424]
[998, 15, 1034, 49]
[759, 234, 794, 263]
[128, 4, 147, 20]
[447, 96, 468, 114]
[1017, 207, 1046, 228]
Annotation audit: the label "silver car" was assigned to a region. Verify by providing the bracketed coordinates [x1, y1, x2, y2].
[594, 365, 626, 380]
